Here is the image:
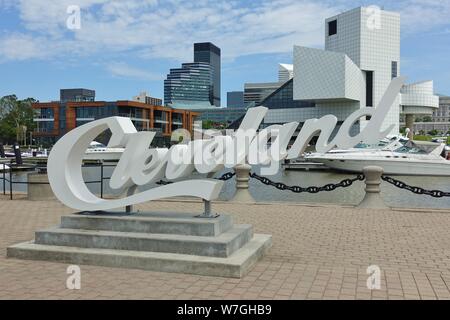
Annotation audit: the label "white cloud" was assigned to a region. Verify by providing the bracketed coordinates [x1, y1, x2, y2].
[0, 0, 449, 65]
[0, 33, 48, 61]
[106, 62, 164, 81]
[0, 0, 341, 63]
[394, 0, 450, 33]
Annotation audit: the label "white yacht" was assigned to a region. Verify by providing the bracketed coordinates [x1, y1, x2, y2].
[283, 136, 405, 171]
[83, 141, 124, 161]
[305, 141, 450, 176]
[0, 162, 10, 172]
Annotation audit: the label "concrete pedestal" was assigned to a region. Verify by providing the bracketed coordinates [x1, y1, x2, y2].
[7, 211, 272, 278]
[27, 173, 55, 201]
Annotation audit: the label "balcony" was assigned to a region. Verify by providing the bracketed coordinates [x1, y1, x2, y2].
[33, 117, 54, 122]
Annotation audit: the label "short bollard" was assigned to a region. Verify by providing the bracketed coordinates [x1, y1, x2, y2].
[232, 164, 254, 202]
[357, 166, 388, 209]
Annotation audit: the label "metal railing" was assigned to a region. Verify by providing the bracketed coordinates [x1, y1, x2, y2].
[0, 162, 115, 200]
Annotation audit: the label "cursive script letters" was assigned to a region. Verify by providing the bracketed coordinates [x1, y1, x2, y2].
[47, 77, 405, 211]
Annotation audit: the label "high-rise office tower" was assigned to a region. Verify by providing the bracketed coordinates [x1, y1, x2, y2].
[194, 42, 221, 107]
[164, 62, 214, 106]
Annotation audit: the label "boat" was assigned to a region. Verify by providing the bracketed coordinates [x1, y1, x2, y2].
[0, 162, 10, 172]
[83, 141, 124, 161]
[282, 136, 406, 171]
[305, 140, 450, 176]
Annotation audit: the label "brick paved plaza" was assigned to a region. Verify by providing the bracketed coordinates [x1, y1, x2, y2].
[1, 195, 450, 300]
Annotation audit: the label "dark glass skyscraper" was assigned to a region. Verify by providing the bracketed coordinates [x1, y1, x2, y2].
[194, 42, 221, 107]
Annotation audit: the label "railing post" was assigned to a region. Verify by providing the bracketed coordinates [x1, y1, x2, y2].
[9, 168, 12, 200]
[232, 164, 254, 202]
[357, 166, 388, 209]
[2, 164, 5, 195]
[100, 163, 104, 199]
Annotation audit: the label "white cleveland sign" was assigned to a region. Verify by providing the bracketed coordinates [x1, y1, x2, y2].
[47, 77, 405, 211]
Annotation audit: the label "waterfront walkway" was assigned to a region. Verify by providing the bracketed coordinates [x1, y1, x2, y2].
[1, 195, 450, 300]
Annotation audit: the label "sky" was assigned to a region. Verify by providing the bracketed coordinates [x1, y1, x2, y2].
[0, 0, 449, 105]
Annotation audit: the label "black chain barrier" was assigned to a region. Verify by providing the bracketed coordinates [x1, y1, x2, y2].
[99, 168, 450, 199]
[217, 172, 236, 181]
[249, 172, 365, 194]
[382, 176, 450, 198]
[156, 172, 236, 185]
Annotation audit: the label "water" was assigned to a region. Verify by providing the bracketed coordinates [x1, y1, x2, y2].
[2, 165, 449, 209]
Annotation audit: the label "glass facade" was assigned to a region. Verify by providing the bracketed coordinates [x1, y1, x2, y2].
[164, 62, 214, 105]
[59, 106, 66, 134]
[328, 20, 337, 36]
[35, 121, 54, 133]
[391, 61, 398, 79]
[244, 82, 281, 106]
[171, 113, 184, 131]
[227, 91, 244, 109]
[365, 71, 374, 107]
[197, 108, 247, 124]
[259, 79, 315, 109]
[153, 110, 168, 133]
[34, 108, 55, 133]
[194, 42, 221, 107]
[60, 89, 95, 102]
[75, 105, 117, 119]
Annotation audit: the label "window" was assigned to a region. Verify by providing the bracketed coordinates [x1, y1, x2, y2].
[365, 71, 373, 107]
[391, 61, 398, 79]
[328, 20, 337, 36]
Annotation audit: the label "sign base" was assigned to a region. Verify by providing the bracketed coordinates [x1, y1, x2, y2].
[7, 211, 272, 278]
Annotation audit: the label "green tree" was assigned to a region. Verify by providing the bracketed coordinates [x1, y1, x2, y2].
[202, 120, 214, 130]
[0, 95, 36, 144]
[422, 116, 432, 122]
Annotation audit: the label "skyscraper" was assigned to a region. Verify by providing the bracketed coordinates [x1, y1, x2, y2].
[164, 62, 214, 107]
[194, 42, 221, 107]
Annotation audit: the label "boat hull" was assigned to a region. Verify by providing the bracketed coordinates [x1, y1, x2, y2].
[83, 151, 123, 161]
[316, 158, 450, 176]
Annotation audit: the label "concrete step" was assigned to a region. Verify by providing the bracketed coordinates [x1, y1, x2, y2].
[35, 225, 253, 258]
[7, 234, 272, 278]
[61, 212, 233, 237]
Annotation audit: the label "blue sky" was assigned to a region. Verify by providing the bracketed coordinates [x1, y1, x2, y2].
[0, 0, 449, 105]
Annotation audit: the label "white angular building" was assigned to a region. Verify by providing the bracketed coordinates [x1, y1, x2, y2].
[264, 6, 439, 136]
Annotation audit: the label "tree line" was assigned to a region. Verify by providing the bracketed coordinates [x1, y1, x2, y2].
[0, 95, 36, 145]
